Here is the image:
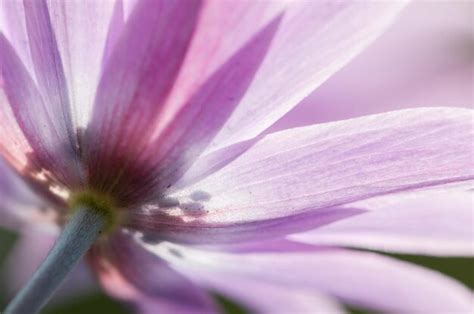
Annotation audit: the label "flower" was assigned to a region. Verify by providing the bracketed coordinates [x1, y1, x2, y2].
[1, 0, 473, 313]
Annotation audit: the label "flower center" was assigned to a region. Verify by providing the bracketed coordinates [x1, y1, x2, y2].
[68, 190, 121, 234]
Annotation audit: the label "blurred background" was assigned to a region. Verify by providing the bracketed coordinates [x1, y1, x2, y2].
[1, 1, 473, 313]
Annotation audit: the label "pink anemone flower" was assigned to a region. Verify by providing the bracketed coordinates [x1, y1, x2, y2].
[0, 0, 473, 313]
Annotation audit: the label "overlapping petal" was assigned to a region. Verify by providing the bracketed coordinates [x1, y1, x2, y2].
[129, 108, 474, 244]
[290, 188, 474, 256]
[205, 277, 344, 314]
[133, 16, 282, 201]
[1, 0, 116, 131]
[0, 159, 50, 230]
[88, 231, 218, 313]
[145, 242, 473, 312]
[0, 0, 88, 187]
[0, 34, 80, 186]
[161, 1, 407, 152]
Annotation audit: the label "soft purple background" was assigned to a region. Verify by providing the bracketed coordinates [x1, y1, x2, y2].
[271, 0, 473, 131]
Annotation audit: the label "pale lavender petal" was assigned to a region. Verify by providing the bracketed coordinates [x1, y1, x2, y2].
[159, 1, 406, 153]
[22, 1, 83, 182]
[205, 1, 407, 152]
[89, 231, 218, 313]
[157, 1, 287, 132]
[0, 34, 80, 186]
[291, 188, 474, 256]
[84, 0, 201, 204]
[207, 277, 344, 314]
[161, 108, 473, 228]
[147, 243, 473, 312]
[45, 0, 115, 130]
[0, 158, 59, 230]
[174, 137, 262, 189]
[0, 0, 35, 81]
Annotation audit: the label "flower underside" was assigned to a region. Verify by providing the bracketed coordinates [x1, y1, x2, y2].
[68, 189, 121, 234]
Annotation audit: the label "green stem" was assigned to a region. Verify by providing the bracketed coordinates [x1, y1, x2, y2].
[4, 206, 105, 314]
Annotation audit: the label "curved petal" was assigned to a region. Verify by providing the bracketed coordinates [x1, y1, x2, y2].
[88, 231, 219, 313]
[161, 0, 407, 152]
[144, 242, 473, 313]
[130, 108, 473, 244]
[290, 188, 474, 256]
[208, 1, 407, 151]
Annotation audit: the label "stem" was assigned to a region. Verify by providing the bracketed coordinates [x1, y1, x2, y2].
[5, 206, 105, 314]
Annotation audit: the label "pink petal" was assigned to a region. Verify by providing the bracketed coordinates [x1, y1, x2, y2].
[84, 0, 201, 202]
[290, 188, 474, 256]
[163, 108, 473, 228]
[89, 231, 218, 313]
[147, 242, 473, 312]
[0, 34, 81, 186]
[200, 1, 406, 152]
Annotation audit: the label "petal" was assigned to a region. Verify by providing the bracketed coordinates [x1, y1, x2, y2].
[135, 16, 281, 199]
[131, 207, 364, 245]
[88, 231, 218, 313]
[45, 0, 116, 130]
[209, 277, 344, 314]
[22, 0, 74, 139]
[0, 34, 80, 186]
[0, 0, 35, 81]
[163, 1, 406, 153]
[273, 1, 474, 131]
[206, 1, 407, 151]
[145, 242, 473, 312]
[133, 108, 473, 243]
[290, 187, 474, 256]
[1, 0, 116, 132]
[0, 158, 59, 230]
[0, 87, 33, 173]
[84, 0, 202, 202]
